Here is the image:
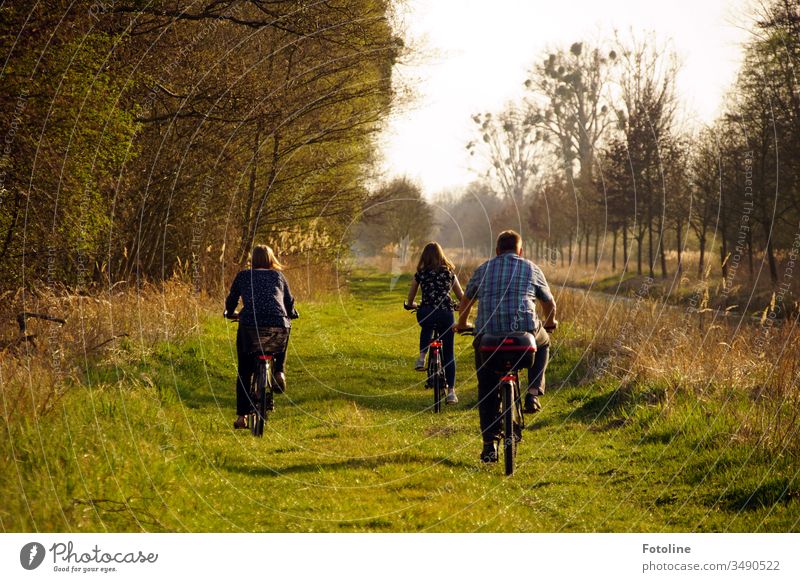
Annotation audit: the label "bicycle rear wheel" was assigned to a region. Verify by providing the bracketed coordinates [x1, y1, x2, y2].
[253, 361, 269, 437]
[431, 349, 443, 413]
[501, 381, 517, 475]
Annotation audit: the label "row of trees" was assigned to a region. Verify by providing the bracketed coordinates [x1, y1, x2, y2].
[465, 0, 800, 287]
[0, 0, 402, 290]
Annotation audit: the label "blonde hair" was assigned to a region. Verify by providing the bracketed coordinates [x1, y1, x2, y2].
[416, 242, 455, 272]
[251, 244, 283, 270]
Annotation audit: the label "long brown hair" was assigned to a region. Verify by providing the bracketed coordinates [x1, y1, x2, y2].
[416, 242, 455, 273]
[251, 244, 283, 270]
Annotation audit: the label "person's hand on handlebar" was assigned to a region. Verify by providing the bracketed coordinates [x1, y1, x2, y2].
[452, 321, 474, 334]
[544, 319, 559, 333]
[223, 310, 239, 320]
[403, 302, 418, 311]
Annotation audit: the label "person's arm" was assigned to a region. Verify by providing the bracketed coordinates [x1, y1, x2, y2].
[540, 299, 557, 331]
[533, 266, 557, 331]
[282, 273, 297, 318]
[405, 276, 419, 308]
[224, 272, 241, 317]
[452, 274, 465, 302]
[454, 266, 481, 331]
[455, 295, 476, 331]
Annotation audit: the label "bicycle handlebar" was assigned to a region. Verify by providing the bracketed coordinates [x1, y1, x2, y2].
[224, 309, 300, 321]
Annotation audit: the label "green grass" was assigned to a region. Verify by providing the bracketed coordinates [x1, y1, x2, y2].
[2, 273, 798, 532]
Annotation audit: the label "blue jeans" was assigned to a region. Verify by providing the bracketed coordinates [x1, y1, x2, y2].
[416, 306, 456, 389]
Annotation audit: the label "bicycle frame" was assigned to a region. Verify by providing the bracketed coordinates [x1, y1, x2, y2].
[226, 312, 287, 437]
[497, 370, 524, 476]
[427, 329, 445, 413]
[249, 353, 273, 437]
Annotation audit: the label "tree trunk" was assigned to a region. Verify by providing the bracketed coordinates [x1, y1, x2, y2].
[637, 233, 643, 275]
[698, 234, 706, 279]
[594, 228, 600, 266]
[647, 219, 655, 279]
[622, 222, 629, 272]
[568, 235, 573, 266]
[675, 223, 683, 277]
[720, 185, 729, 282]
[612, 228, 618, 271]
[240, 120, 262, 262]
[767, 237, 778, 284]
[584, 228, 590, 265]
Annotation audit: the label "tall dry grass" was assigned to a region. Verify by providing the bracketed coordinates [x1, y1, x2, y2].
[557, 286, 800, 456]
[1, 258, 346, 424]
[0, 280, 209, 422]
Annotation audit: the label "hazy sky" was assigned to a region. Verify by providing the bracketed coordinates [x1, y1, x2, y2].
[379, 0, 754, 195]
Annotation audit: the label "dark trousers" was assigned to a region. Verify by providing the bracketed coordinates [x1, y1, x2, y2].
[235, 325, 287, 416]
[474, 325, 550, 442]
[417, 305, 456, 389]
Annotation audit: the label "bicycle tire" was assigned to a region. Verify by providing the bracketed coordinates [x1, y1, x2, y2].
[432, 348, 442, 413]
[253, 361, 268, 437]
[247, 369, 258, 436]
[502, 381, 516, 475]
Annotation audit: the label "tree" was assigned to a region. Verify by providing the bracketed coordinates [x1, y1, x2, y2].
[612, 33, 680, 278]
[524, 40, 618, 264]
[355, 177, 433, 256]
[467, 106, 543, 205]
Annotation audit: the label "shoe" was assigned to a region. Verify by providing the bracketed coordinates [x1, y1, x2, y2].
[480, 441, 498, 463]
[445, 388, 458, 405]
[273, 372, 286, 394]
[524, 393, 542, 414]
[233, 416, 248, 429]
[414, 354, 426, 371]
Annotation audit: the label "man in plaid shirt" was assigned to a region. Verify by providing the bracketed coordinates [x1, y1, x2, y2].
[455, 230, 558, 463]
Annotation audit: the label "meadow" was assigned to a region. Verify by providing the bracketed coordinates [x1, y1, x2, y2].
[1, 272, 798, 532]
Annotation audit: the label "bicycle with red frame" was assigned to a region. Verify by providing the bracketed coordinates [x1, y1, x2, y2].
[404, 302, 447, 413]
[460, 327, 553, 476]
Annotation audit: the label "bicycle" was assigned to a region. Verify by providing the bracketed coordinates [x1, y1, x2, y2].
[404, 303, 448, 413]
[225, 312, 290, 437]
[459, 328, 536, 476]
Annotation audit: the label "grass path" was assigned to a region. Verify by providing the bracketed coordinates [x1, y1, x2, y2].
[2, 273, 798, 532]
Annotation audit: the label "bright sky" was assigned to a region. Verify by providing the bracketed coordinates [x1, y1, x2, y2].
[379, 0, 754, 195]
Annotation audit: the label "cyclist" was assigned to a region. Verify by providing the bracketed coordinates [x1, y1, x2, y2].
[454, 230, 557, 462]
[406, 242, 464, 404]
[225, 244, 296, 429]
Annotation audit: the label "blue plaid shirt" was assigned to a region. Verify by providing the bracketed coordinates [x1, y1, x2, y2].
[464, 253, 554, 335]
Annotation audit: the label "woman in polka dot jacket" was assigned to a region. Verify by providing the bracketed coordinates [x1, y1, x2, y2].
[405, 242, 464, 405]
[225, 244, 298, 429]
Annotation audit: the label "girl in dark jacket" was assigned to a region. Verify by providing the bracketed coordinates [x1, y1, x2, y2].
[225, 244, 296, 429]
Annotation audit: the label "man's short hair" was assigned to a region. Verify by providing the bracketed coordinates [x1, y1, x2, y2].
[496, 230, 522, 253]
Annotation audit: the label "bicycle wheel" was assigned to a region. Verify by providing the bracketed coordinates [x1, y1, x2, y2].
[247, 370, 258, 436]
[501, 381, 517, 475]
[253, 361, 268, 437]
[432, 349, 443, 413]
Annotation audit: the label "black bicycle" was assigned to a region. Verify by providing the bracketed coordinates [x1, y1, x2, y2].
[225, 312, 290, 437]
[404, 303, 447, 413]
[461, 330, 535, 475]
